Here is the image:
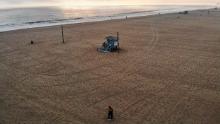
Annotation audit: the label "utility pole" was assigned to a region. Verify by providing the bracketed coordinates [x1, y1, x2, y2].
[117, 32, 120, 53]
[61, 25, 65, 43]
[117, 32, 119, 41]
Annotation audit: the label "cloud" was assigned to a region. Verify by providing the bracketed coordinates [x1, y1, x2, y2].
[3, 0, 55, 2]
[0, 0, 60, 8]
[0, 0, 217, 9]
[1, 0, 58, 5]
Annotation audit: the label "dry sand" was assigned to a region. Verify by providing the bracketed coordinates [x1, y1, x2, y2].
[0, 9, 220, 124]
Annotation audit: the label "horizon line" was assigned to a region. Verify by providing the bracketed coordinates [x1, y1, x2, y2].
[0, 3, 217, 10]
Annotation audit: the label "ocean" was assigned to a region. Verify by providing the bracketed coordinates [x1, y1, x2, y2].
[0, 5, 213, 32]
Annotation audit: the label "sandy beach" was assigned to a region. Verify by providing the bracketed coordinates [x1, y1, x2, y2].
[0, 9, 220, 124]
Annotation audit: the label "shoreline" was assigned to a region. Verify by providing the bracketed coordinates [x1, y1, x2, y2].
[0, 7, 215, 33]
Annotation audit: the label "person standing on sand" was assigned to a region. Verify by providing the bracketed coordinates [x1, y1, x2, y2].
[108, 106, 113, 120]
[30, 40, 34, 44]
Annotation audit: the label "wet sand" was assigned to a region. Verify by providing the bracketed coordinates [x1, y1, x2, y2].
[0, 9, 220, 124]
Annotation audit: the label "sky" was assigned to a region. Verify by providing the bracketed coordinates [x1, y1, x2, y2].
[0, 0, 219, 9]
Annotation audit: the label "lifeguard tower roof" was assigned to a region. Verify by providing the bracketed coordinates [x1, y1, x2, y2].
[106, 36, 118, 41]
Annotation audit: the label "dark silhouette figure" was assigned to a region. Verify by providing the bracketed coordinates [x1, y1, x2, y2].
[108, 106, 113, 120]
[30, 40, 34, 45]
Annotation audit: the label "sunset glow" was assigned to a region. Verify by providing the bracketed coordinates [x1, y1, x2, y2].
[0, 0, 218, 9]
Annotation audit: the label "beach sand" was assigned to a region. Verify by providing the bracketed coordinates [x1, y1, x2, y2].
[0, 9, 220, 124]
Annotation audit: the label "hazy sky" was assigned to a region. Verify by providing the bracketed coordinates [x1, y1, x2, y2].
[0, 0, 219, 9]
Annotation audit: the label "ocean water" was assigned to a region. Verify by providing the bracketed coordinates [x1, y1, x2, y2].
[0, 5, 213, 32]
